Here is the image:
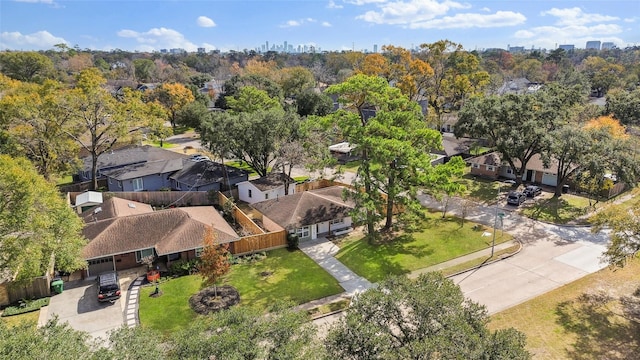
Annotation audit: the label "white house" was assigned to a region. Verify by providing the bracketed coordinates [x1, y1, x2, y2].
[250, 186, 354, 241]
[237, 173, 295, 204]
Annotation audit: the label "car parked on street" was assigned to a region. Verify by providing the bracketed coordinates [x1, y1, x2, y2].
[506, 191, 526, 206]
[189, 154, 210, 162]
[97, 271, 121, 302]
[523, 185, 542, 198]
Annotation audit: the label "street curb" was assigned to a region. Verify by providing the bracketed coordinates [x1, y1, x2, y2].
[444, 240, 524, 279]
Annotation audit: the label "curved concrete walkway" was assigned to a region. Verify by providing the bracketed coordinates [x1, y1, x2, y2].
[299, 237, 373, 296]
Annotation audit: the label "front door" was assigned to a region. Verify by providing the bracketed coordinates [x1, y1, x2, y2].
[526, 169, 534, 182]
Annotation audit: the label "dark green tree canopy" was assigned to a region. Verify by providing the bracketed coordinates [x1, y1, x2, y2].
[325, 273, 530, 359]
[0, 51, 54, 82]
[0, 155, 86, 282]
[215, 74, 283, 109]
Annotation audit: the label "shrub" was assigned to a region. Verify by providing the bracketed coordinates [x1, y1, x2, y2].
[1, 297, 50, 317]
[287, 233, 299, 250]
[169, 259, 200, 277]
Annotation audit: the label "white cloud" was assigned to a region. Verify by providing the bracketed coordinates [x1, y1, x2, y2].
[624, 17, 637, 23]
[279, 18, 319, 28]
[409, 11, 526, 29]
[356, 0, 471, 25]
[327, 0, 343, 9]
[513, 23, 624, 49]
[117, 27, 202, 52]
[541, 7, 618, 26]
[0, 30, 67, 50]
[13, 0, 54, 3]
[280, 20, 302, 28]
[196, 16, 216, 28]
[481, 7, 490, 12]
[346, 0, 387, 5]
[322, 21, 332, 27]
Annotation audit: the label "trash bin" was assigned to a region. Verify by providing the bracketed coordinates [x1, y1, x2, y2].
[51, 278, 64, 294]
[562, 185, 570, 194]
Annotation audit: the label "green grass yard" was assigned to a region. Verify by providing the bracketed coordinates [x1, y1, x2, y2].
[335, 212, 512, 283]
[0, 310, 39, 328]
[520, 194, 592, 224]
[139, 248, 342, 335]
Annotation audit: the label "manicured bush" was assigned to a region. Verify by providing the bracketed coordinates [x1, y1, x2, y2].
[287, 233, 299, 250]
[169, 259, 200, 277]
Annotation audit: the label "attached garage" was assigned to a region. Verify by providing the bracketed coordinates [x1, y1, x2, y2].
[87, 257, 115, 277]
[541, 172, 558, 187]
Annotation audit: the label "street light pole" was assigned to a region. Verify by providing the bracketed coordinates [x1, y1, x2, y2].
[491, 185, 500, 257]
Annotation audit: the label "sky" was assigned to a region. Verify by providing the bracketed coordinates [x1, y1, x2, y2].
[1, 0, 639, 53]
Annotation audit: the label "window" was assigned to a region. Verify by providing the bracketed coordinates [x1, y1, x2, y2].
[108, 177, 112, 184]
[506, 168, 512, 174]
[330, 218, 344, 225]
[248, 189, 252, 198]
[296, 226, 310, 238]
[265, 193, 269, 200]
[195, 247, 203, 257]
[487, 165, 495, 172]
[118, 181, 122, 188]
[135, 248, 155, 263]
[175, 181, 181, 190]
[132, 177, 144, 191]
[472, 163, 479, 169]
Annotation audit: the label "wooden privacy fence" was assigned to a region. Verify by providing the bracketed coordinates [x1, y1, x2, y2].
[231, 230, 287, 255]
[217, 192, 288, 254]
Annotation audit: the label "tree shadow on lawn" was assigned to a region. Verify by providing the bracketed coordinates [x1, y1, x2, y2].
[555, 291, 640, 359]
[526, 197, 586, 224]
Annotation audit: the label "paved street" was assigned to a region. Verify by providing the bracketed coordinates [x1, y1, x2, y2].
[418, 193, 610, 314]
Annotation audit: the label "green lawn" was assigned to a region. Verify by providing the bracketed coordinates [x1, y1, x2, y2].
[145, 140, 177, 149]
[55, 175, 74, 186]
[139, 248, 343, 335]
[139, 275, 203, 335]
[337, 160, 361, 173]
[458, 174, 506, 203]
[224, 248, 343, 310]
[489, 258, 640, 359]
[335, 212, 512, 283]
[225, 160, 261, 176]
[0, 310, 39, 328]
[520, 194, 592, 224]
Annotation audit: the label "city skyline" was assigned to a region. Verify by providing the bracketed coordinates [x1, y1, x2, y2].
[1, 0, 638, 53]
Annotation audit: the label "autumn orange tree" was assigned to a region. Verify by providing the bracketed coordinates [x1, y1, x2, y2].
[148, 83, 195, 128]
[198, 227, 231, 297]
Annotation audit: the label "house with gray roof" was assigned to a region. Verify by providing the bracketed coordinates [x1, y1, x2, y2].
[169, 161, 249, 192]
[81, 197, 239, 277]
[251, 186, 354, 241]
[236, 172, 295, 204]
[103, 158, 184, 192]
[77, 145, 188, 182]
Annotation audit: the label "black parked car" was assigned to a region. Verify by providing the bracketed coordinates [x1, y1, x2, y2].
[97, 271, 121, 302]
[523, 185, 542, 197]
[506, 191, 526, 206]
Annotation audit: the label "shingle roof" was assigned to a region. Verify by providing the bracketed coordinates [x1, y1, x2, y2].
[250, 186, 354, 229]
[80, 197, 154, 223]
[81, 145, 188, 173]
[467, 151, 502, 166]
[247, 172, 294, 192]
[170, 161, 248, 187]
[102, 158, 184, 180]
[467, 152, 561, 173]
[82, 206, 239, 259]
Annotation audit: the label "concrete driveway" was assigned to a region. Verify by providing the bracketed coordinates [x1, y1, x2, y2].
[41, 279, 124, 340]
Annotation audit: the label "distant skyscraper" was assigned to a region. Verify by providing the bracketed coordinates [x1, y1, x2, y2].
[558, 44, 575, 52]
[284, 41, 288, 53]
[586, 41, 601, 50]
[601, 42, 615, 50]
[197, 47, 205, 54]
[266, 41, 269, 51]
[373, 44, 378, 53]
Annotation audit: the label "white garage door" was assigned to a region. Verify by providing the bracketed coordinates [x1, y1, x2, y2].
[87, 257, 114, 277]
[541, 173, 557, 187]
